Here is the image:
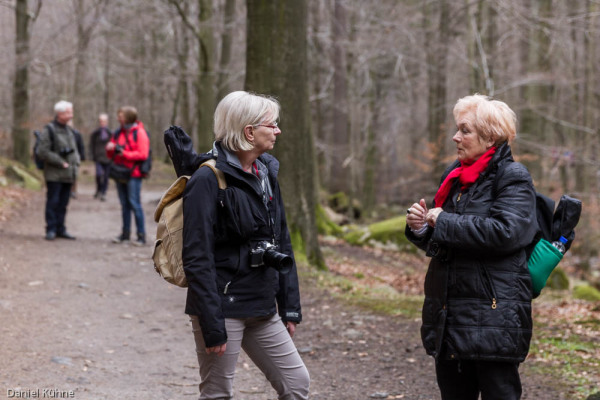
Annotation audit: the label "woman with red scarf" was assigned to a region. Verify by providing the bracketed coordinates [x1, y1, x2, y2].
[405, 95, 537, 400]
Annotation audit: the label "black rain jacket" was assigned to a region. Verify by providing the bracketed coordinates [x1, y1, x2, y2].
[182, 142, 302, 348]
[405, 143, 537, 363]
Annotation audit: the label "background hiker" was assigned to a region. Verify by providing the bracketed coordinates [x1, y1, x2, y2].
[405, 94, 537, 400]
[89, 113, 112, 201]
[69, 121, 85, 199]
[182, 91, 310, 399]
[106, 106, 149, 246]
[37, 100, 80, 241]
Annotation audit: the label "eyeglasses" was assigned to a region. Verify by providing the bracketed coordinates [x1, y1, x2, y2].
[254, 121, 279, 130]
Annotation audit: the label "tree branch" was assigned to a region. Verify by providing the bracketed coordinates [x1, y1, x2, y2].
[166, 0, 200, 39]
[31, 0, 42, 21]
[471, 16, 494, 95]
[0, 1, 15, 11]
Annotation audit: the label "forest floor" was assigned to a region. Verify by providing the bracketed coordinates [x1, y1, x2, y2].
[0, 165, 598, 400]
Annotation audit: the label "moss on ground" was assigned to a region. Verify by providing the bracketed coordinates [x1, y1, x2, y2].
[343, 215, 415, 252]
[573, 285, 600, 302]
[547, 267, 570, 290]
[298, 261, 423, 319]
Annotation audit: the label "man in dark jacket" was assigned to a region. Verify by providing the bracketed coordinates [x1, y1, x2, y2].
[406, 95, 537, 400]
[89, 113, 112, 201]
[37, 101, 80, 241]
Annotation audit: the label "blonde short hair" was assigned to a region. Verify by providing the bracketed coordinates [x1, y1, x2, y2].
[214, 91, 280, 152]
[453, 94, 517, 145]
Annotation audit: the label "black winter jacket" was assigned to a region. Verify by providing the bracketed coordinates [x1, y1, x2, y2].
[406, 143, 537, 363]
[182, 142, 302, 348]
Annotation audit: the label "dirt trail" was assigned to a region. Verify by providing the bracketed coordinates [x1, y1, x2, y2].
[0, 181, 559, 399]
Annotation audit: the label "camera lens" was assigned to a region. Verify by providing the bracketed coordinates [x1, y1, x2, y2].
[263, 249, 292, 274]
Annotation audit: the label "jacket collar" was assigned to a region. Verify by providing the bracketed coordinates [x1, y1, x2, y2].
[213, 141, 279, 182]
[488, 142, 513, 174]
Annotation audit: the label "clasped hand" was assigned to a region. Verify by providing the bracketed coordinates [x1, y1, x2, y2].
[407, 198, 443, 229]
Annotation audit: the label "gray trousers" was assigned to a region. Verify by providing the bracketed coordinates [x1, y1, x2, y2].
[190, 314, 310, 400]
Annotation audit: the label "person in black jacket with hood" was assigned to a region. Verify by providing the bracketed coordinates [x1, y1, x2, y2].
[182, 91, 309, 399]
[405, 94, 537, 400]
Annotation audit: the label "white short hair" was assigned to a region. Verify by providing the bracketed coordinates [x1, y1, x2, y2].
[453, 94, 517, 145]
[214, 91, 280, 152]
[54, 100, 73, 114]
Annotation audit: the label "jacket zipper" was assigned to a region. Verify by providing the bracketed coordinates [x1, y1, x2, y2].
[479, 262, 498, 309]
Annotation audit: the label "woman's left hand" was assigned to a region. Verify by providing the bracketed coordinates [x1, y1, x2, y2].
[426, 207, 443, 227]
[285, 321, 297, 338]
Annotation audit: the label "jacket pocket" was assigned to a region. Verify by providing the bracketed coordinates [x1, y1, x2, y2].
[478, 261, 498, 310]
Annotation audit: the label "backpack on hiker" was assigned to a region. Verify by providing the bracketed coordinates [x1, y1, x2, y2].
[138, 127, 152, 177]
[109, 124, 152, 181]
[494, 163, 582, 298]
[33, 124, 56, 169]
[152, 126, 222, 287]
[527, 193, 582, 297]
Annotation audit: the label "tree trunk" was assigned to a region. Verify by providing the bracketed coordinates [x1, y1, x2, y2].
[195, 0, 215, 152]
[73, 0, 87, 129]
[216, 0, 235, 101]
[520, 0, 553, 186]
[245, 0, 325, 269]
[12, 0, 36, 165]
[424, 0, 450, 182]
[310, 0, 329, 189]
[362, 75, 380, 216]
[171, 9, 192, 132]
[72, 0, 106, 130]
[329, 0, 349, 195]
[576, 0, 596, 193]
[103, 38, 110, 113]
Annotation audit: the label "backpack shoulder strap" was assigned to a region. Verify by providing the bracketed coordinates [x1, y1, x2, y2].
[153, 175, 190, 223]
[200, 159, 227, 190]
[153, 159, 227, 223]
[46, 122, 56, 151]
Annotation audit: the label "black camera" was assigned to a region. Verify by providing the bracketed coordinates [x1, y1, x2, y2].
[249, 241, 292, 274]
[59, 147, 74, 157]
[115, 144, 125, 155]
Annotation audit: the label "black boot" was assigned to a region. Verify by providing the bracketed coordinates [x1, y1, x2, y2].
[133, 233, 146, 247]
[112, 231, 130, 244]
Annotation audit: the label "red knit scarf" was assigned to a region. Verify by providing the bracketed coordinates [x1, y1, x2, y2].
[433, 146, 497, 207]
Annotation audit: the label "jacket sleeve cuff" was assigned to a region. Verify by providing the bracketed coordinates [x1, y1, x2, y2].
[281, 310, 302, 323]
[203, 330, 228, 348]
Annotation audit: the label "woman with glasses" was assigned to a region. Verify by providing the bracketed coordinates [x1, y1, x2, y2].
[405, 94, 537, 400]
[182, 91, 310, 399]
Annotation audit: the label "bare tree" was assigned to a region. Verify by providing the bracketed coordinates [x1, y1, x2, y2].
[329, 0, 349, 195]
[171, 2, 192, 132]
[11, 0, 41, 165]
[168, 0, 216, 152]
[216, 0, 235, 100]
[72, 0, 108, 129]
[245, 0, 325, 269]
[424, 0, 450, 181]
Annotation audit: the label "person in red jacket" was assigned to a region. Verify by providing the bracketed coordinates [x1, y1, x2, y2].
[106, 106, 149, 246]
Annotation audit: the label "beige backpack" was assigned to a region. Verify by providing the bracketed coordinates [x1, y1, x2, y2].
[152, 159, 227, 287]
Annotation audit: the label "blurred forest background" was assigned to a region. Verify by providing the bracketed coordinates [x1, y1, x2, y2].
[1, 0, 599, 274]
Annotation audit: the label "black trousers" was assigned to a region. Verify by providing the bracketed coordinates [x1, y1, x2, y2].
[95, 162, 110, 195]
[436, 359, 522, 400]
[45, 181, 72, 234]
